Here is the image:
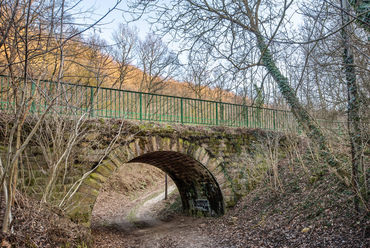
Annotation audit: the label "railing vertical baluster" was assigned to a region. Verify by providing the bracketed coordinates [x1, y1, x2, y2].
[118, 91, 121, 118]
[124, 91, 127, 118]
[215, 102, 218, 126]
[203, 100, 206, 124]
[97, 89, 100, 117]
[84, 86, 87, 114]
[110, 89, 113, 118]
[338, 122, 341, 137]
[105, 89, 107, 117]
[246, 105, 249, 128]
[180, 98, 183, 124]
[200, 100, 202, 124]
[221, 103, 224, 126]
[139, 92, 143, 121]
[166, 96, 168, 122]
[90, 87, 94, 117]
[155, 95, 157, 121]
[196, 99, 198, 124]
[114, 90, 116, 118]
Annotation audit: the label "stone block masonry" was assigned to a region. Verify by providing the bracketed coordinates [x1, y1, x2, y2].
[0, 118, 288, 227]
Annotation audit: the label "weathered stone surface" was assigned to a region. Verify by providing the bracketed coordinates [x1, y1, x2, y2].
[89, 172, 107, 184]
[67, 204, 93, 225]
[84, 177, 102, 190]
[71, 192, 96, 205]
[11, 119, 281, 227]
[78, 184, 100, 197]
[95, 164, 112, 178]
[103, 159, 118, 172]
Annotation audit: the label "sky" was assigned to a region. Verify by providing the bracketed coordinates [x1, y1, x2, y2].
[76, 0, 303, 71]
[76, 0, 187, 66]
[78, 0, 155, 43]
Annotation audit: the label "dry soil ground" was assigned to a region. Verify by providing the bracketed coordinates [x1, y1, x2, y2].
[91, 163, 219, 248]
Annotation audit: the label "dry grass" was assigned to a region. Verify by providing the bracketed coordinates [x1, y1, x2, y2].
[203, 135, 370, 247]
[0, 192, 91, 247]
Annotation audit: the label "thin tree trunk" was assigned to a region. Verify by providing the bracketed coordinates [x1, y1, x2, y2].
[11, 124, 21, 206]
[341, 0, 366, 212]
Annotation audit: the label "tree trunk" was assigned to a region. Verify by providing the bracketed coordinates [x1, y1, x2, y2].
[341, 0, 366, 212]
[255, 32, 349, 184]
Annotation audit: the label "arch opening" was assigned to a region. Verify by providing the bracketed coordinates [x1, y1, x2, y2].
[128, 151, 224, 217]
[90, 161, 176, 231]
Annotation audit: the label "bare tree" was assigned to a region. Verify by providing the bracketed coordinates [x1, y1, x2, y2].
[297, 0, 368, 211]
[184, 53, 213, 99]
[341, 0, 367, 211]
[136, 33, 179, 94]
[111, 23, 139, 89]
[0, 0, 122, 234]
[128, 0, 351, 183]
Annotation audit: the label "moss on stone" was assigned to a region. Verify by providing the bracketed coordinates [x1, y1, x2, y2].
[78, 184, 99, 197]
[105, 158, 119, 171]
[68, 205, 92, 224]
[84, 177, 102, 190]
[162, 137, 171, 150]
[89, 172, 107, 184]
[95, 164, 113, 178]
[226, 201, 237, 208]
[72, 192, 95, 205]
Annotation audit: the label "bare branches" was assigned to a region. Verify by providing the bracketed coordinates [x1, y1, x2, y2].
[137, 33, 179, 94]
[0, 0, 125, 233]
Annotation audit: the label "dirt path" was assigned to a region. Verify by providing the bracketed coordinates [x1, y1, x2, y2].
[91, 184, 218, 248]
[132, 185, 176, 227]
[119, 216, 217, 248]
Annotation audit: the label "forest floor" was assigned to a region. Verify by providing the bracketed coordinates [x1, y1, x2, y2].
[1, 141, 370, 247]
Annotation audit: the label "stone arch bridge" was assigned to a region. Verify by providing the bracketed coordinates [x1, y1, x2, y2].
[10, 120, 288, 227]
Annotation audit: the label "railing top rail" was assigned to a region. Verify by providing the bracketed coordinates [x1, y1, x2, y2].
[0, 75, 353, 137]
[0, 74, 293, 114]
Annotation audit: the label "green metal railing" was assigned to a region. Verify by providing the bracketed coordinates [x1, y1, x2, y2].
[0, 75, 345, 134]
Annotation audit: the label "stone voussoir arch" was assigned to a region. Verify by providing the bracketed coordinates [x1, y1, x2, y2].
[65, 135, 232, 227]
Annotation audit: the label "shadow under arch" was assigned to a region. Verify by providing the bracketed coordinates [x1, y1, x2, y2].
[129, 151, 224, 216]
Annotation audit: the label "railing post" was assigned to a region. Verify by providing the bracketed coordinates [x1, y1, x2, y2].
[216, 102, 218, 126]
[246, 105, 249, 127]
[110, 89, 113, 118]
[139, 92, 143, 121]
[220, 103, 224, 125]
[180, 98, 184, 124]
[90, 87, 94, 117]
[119, 91, 121, 118]
[338, 122, 342, 137]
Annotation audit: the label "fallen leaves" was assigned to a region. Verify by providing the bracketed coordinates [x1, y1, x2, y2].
[301, 227, 310, 233]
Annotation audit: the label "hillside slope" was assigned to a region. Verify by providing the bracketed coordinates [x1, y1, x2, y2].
[203, 152, 370, 247]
